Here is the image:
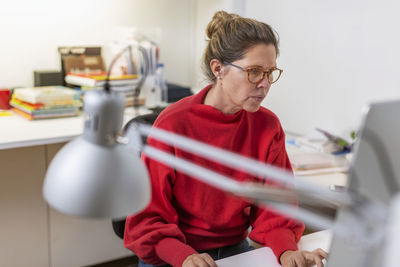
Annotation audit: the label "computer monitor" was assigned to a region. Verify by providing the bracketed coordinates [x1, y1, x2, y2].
[327, 99, 400, 267]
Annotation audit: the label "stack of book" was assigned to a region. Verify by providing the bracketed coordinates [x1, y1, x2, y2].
[10, 86, 81, 120]
[65, 72, 143, 106]
[65, 72, 138, 89]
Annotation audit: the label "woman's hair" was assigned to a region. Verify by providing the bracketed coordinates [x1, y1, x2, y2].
[203, 11, 279, 82]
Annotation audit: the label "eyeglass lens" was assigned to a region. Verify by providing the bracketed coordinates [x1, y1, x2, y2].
[248, 69, 281, 84]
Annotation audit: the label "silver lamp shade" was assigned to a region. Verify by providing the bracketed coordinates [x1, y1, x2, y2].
[43, 90, 151, 218]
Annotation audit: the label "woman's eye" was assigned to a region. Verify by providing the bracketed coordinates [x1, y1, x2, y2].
[250, 69, 262, 76]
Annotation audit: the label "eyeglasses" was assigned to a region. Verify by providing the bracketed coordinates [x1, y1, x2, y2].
[225, 62, 283, 84]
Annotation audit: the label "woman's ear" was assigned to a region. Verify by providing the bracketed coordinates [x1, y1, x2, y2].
[210, 59, 224, 80]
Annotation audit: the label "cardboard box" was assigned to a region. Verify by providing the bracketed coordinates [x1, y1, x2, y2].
[58, 46, 105, 77]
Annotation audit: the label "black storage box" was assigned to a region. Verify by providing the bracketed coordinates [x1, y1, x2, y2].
[34, 70, 63, 86]
[167, 83, 192, 103]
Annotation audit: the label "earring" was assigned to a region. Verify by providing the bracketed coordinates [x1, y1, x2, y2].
[217, 76, 221, 79]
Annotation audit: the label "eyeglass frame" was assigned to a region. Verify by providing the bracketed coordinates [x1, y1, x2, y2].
[224, 62, 283, 84]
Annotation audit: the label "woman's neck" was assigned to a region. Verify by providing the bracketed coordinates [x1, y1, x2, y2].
[203, 83, 241, 114]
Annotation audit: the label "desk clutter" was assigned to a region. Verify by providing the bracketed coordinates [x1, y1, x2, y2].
[1, 43, 192, 121]
[59, 46, 145, 107]
[65, 72, 144, 107]
[59, 45, 169, 108]
[286, 129, 352, 176]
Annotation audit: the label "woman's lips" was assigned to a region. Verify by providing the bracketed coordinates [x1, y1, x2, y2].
[250, 96, 264, 102]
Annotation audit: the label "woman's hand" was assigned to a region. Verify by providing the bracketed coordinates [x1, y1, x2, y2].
[280, 248, 328, 267]
[182, 253, 218, 267]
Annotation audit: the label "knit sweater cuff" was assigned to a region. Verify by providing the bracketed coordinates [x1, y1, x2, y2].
[264, 228, 298, 263]
[155, 237, 197, 267]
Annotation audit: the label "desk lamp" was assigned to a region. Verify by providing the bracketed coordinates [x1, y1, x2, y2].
[43, 45, 151, 218]
[42, 46, 400, 267]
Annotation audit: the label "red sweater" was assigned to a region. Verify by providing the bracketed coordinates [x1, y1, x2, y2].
[124, 85, 304, 266]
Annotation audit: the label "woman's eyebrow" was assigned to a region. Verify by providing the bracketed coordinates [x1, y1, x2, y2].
[246, 64, 277, 70]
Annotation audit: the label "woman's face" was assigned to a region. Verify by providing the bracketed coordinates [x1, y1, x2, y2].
[219, 43, 277, 113]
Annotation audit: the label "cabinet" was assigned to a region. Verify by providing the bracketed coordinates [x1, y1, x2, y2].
[0, 108, 151, 266]
[0, 143, 133, 267]
[0, 145, 49, 267]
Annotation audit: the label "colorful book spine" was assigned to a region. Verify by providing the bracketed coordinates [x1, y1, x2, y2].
[12, 108, 78, 120]
[65, 73, 138, 87]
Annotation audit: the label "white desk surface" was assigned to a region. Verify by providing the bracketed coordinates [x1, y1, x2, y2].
[216, 230, 332, 267]
[0, 107, 151, 150]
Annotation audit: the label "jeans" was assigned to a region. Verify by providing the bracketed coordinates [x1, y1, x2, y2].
[138, 239, 255, 267]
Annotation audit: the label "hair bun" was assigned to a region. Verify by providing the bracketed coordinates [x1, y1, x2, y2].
[206, 11, 238, 40]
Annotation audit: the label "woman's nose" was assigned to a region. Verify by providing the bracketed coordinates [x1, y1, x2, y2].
[256, 75, 270, 88]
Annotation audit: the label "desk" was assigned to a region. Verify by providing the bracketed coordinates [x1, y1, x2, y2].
[286, 145, 348, 232]
[0, 108, 150, 267]
[216, 230, 332, 267]
[0, 107, 149, 150]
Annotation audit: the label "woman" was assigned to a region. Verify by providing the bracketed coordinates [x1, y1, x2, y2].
[124, 11, 327, 267]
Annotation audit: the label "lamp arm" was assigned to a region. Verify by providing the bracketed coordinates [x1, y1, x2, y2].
[104, 44, 149, 110]
[123, 122, 361, 233]
[134, 123, 356, 207]
[134, 46, 150, 98]
[104, 45, 132, 92]
[143, 145, 335, 231]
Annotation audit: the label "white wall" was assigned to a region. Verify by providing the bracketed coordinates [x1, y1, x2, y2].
[243, 0, 400, 137]
[0, 0, 195, 88]
[3, 0, 399, 138]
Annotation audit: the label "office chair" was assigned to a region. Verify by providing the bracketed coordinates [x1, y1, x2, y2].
[111, 111, 160, 240]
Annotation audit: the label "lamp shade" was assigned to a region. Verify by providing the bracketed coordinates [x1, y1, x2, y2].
[43, 136, 150, 218]
[43, 90, 151, 218]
